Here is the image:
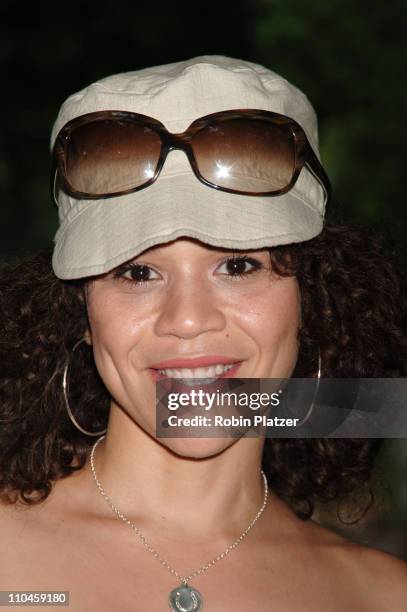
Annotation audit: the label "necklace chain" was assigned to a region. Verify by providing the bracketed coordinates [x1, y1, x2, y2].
[90, 435, 269, 585]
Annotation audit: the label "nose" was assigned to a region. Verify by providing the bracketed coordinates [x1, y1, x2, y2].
[153, 276, 227, 340]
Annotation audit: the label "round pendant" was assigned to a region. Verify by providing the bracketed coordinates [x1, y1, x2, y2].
[169, 583, 203, 611]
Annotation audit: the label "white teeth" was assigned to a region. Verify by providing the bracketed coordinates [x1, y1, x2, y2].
[157, 363, 236, 379]
[195, 366, 213, 378]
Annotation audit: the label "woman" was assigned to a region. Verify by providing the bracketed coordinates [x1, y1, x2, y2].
[0, 56, 406, 611]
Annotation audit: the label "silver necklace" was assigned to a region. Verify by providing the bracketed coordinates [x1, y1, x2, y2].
[90, 435, 269, 612]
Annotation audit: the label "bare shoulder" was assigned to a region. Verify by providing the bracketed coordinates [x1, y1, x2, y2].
[0, 492, 51, 523]
[0, 480, 72, 550]
[0, 479, 84, 589]
[344, 542, 407, 608]
[0, 496, 34, 527]
[270, 495, 407, 611]
[0, 498, 39, 584]
[304, 517, 407, 611]
[0, 495, 49, 546]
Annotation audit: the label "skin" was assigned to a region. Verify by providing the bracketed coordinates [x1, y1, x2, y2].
[84, 236, 301, 463]
[0, 237, 406, 611]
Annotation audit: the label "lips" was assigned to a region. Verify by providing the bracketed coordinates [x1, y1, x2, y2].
[149, 361, 242, 383]
[150, 355, 241, 369]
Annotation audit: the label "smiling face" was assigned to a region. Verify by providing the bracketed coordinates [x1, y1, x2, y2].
[84, 237, 302, 456]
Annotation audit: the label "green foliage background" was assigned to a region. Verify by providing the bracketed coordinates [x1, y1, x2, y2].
[1, 0, 406, 558]
[252, 0, 406, 243]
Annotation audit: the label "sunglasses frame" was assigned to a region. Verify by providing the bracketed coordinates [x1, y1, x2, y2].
[51, 108, 331, 204]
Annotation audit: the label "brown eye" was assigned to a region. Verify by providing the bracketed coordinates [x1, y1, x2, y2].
[217, 256, 262, 277]
[113, 263, 160, 283]
[127, 265, 151, 281]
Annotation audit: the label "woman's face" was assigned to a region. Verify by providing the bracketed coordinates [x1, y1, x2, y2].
[84, 237, 302, 455]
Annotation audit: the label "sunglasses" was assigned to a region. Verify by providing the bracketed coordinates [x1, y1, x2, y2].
[51, 109, 331, 203]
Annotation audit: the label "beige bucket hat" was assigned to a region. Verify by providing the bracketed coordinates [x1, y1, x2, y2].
[50, 55, 328, 279]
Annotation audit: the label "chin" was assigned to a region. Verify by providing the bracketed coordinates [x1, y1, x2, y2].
[159, 436, 238, 460]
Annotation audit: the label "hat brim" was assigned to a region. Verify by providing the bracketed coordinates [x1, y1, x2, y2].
[52, 172, 323, 280]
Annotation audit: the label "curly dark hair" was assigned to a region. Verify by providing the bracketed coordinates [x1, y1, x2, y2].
[0, 222, 406, 520]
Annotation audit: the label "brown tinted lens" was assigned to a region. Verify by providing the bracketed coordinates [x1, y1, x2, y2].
[191, 119, 295, 193]
[64, 119, 162, 195]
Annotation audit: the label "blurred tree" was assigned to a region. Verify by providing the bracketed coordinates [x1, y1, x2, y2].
[246, 0, 407, 264]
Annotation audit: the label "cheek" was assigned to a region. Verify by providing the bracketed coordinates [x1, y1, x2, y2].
[235, 277, 301, 361]
[85, 290, 149, 382]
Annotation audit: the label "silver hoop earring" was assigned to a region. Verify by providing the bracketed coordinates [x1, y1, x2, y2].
[294, 349, 322, 426]
[62, 338, 107, 437]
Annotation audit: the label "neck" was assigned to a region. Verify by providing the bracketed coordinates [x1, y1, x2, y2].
[84, 403, 268, 544]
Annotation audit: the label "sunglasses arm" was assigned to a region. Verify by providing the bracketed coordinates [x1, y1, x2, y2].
[305, 152, 332, 206]
[49, 161, 60, 209]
